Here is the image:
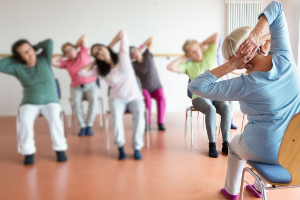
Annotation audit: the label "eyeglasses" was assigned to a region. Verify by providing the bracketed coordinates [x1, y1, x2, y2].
[64, 48, 73, 55]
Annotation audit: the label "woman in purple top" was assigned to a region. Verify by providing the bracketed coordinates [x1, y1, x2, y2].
[130, 37, 166, 131]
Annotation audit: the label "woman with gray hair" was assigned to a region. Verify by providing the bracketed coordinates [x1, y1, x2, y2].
[188, 1, 300, 199]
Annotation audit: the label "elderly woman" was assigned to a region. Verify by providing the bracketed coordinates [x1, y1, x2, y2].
[0, 39, 68, 165]
[167, 33, 231, 158]
[188, 1, 300, 199]
[52, 35, 99, 137]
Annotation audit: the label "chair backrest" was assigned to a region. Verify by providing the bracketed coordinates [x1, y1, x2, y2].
[96, 77, 100, 88]
[187, 79, 193, 99]
[55, 78, 61, 99]
[278, 112, 300, 185]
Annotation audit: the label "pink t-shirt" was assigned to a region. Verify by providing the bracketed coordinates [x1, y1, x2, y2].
[60, 46, 98, 87]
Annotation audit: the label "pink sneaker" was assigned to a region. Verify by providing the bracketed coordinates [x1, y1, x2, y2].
[246, 184, 262, 198]
[221, 188, 239, 200]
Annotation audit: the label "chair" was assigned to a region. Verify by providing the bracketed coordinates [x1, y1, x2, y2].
[105, 77, 150, 150]
[68, 78, 104, 132]
[16, 79, 67, 153]
[239, 112, 300, 200]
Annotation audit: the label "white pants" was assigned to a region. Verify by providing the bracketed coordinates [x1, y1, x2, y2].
[109, 99, 145, 150]
[18, 103, 68, 155]
[224, 134, 277, 195]
[71, 82, 99, 128]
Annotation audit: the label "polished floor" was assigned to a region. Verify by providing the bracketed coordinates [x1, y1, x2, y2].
[0, 112, 299, 200]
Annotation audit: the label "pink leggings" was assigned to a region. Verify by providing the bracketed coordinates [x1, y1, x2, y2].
[142, 88, 166, 125]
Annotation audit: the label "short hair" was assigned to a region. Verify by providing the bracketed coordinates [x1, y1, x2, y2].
[61, 42, 76, 54]
[222, 26, 252, 60]
[11, 39, 32, 62]
[182, 40, 199, 55]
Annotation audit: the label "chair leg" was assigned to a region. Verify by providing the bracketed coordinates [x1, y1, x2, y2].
[145, 110, 150, 148]
[190, 107, 194, 146]
[186, 108, 189, 121]
[241, 114, 245, 133]
[105, 112, 110, 150]
[239, 168, 247, 200]
[262, 188, 268, 200]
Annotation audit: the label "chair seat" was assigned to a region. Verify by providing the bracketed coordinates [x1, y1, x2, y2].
[247, 161, 291, 184]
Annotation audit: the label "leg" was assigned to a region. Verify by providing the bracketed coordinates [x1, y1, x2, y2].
[41, 103, 68, 157]
[229, 101, 238, 129]
[151, 88, 166, 130]
[19, 105, 40, 157]
[214, 100, 231, 154]
[108, 99, 126, 148]
[142, 89, 152, 125]
[127, 99, 145, 151]
[71, 87, 86, 135]
[85, 84, 99, 135]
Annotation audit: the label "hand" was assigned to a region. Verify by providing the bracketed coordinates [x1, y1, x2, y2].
[229, 46, 256, 70]
[240, 30, 263, 56]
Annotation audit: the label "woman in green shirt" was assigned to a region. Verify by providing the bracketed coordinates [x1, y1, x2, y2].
[167, 33, 231, 158]
[0, 39, 68, 165]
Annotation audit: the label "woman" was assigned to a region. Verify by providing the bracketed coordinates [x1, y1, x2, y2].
[79, 29, 145, 160]
[167, 33, 231, 158]
[130, 37, 166, 131]
[52, 35, 99, 137]
[188, 2, 300, 199]
[0, 39, 68, 165]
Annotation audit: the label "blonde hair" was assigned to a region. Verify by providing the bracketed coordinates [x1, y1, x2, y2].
[182, 39, 199, 55]
[222, 26, 252, 60]
[61, 42, 76, 54]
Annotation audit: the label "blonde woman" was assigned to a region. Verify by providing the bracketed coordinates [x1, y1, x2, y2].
[188, 1, 300, 199]
[167, 33, 231, 158]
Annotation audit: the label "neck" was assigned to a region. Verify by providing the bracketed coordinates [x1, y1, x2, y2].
[247, 55, 272, 72]
[27, 61, 36, 68]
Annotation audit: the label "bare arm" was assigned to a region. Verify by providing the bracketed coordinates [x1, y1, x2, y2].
[75, 34, 89, 48]
[108, 30, 123, 49]
[140, 37, 153, 52]
[167, 55, 188, 73]
[51, 55, 64, 68]
[83, 60, 96, 70]
[200, 32, 220, 48]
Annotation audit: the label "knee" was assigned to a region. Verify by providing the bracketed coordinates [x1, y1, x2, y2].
[206, 104, 216, 114]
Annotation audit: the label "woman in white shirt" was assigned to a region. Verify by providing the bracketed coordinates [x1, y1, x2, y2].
[79, 29, 145, 160]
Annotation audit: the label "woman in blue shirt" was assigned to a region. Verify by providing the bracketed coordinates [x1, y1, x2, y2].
[188, 1, 300, 199]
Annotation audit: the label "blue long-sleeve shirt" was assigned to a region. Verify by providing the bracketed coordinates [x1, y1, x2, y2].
[188, 1, 300, 161]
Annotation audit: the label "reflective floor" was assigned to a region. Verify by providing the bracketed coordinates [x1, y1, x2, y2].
[0, 112, 299, 200]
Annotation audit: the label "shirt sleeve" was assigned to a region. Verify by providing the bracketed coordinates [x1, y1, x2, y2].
[59, 60, 68, 69]
[34, 39, 53, 64]
[80, 45, 89, 54]
[0, 57, 17, 75]
[259, 1, 291, 55]
[177, 62, 188, 74]
[78, 67, 98, 77]
[119, 29, 129, 55]
[188, 70, 255, 101]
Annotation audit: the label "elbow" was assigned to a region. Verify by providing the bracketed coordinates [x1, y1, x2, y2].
[166, 64, 173, 72]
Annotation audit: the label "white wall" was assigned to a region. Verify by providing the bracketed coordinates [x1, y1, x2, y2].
[0, 0, 226, 116]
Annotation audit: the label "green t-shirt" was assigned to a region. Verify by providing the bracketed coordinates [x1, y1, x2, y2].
[178, 43, 218, 100]
[0, 39, 60, 106]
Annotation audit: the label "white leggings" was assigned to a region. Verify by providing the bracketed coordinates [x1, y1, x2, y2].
[224, 134, 277, 195]
[18, 103, 68, 155]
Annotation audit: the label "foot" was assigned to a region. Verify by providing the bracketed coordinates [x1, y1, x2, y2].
[56, 151, 67, 162]
[209, 142, 218, 158]
[145, 124, 150, 132]
[230, 123, 238, 130]
[222, 141, 229, 155]
[78, 127, 86, 136]
[134, 150, 142, 160]
[158, 123, 166, 131]
[24, 154, 34, 165]
[246, 184, 262, 198]
[118, 147, 127, 160]
[85, 127, 94, 136]
[221, 188, 238, 200]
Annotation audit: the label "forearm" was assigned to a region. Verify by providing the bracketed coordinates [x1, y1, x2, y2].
[51, 55, 64, 68]
[201, 32, 219, 46]
[252, 15, 268, 37]
[209, 62, 234, 79]
[0, 57, 16, 75]
[167, 56, 187, 73]
[140, 37, 153, 50]
[75, 35, 88, 48]
[108, 31, 122, 49]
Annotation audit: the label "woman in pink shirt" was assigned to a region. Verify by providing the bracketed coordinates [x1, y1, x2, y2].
[52, 35, 99, 136]
[79, 30, 145, 160]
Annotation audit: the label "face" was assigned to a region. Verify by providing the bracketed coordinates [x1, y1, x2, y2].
[63, 45, 78, 60]
[92, 45, 111, 62]
[187, 43, 203, 62]
[17, 43, 37, 67]
[130, 48, 141, 60]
